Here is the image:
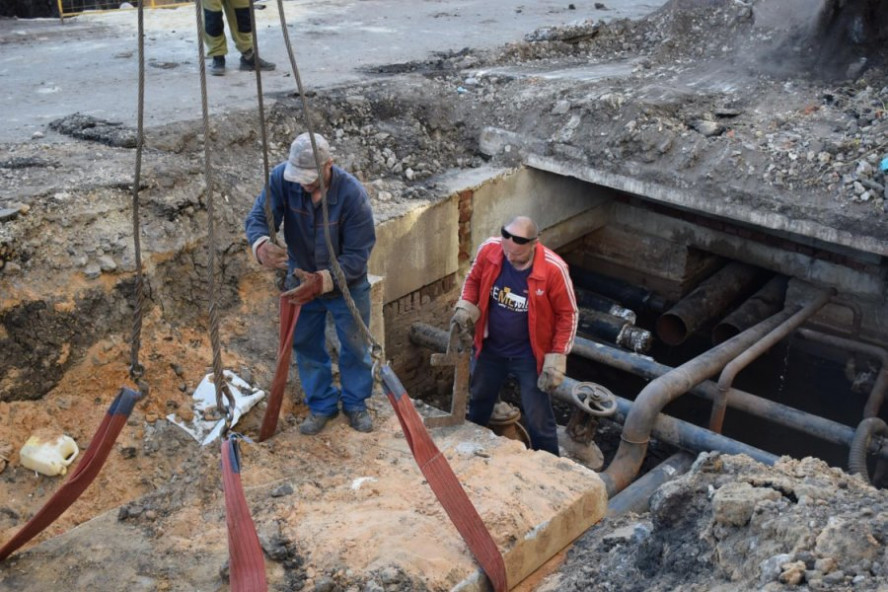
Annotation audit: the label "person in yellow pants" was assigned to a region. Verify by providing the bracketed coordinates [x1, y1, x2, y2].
[202, 0, 275, 76]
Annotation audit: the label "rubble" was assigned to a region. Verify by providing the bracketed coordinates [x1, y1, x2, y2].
[1, 0, 888, 589]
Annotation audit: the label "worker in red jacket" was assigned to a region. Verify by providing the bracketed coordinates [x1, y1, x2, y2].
[451, 216, 578, 455]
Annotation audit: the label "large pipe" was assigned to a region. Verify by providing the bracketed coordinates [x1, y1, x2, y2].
[656, 261, 765, 346]
[712, 275, 788, 345]
[571, 268, 670, 314]
[570, 336, 888, 462]
[606, 452, 696, 516]
[409, 323, 778, 463]
[602, 291, 834, 497]
[849, 417, 888, 484]
[411, 323, 888, 461]
[797, 328, 888, 418]
[709, 290, 833, 433]
[575, 286, 638, 324]
[579, 309, 652, 353]
[562, 378, 777, 465]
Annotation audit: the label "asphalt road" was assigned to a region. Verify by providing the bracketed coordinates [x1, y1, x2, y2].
[0, 0, 665, 143]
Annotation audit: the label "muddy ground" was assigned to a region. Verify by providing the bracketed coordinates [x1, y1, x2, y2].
[3, 0, 888, 589]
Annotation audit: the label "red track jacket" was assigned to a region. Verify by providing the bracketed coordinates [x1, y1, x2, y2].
[459, 237, 578, 373]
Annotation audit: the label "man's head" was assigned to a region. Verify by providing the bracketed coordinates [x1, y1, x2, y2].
[500, 216, 539, 269]
[284, 132, 333, 188]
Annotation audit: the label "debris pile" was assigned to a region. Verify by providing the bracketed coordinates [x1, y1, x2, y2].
[540, 453, 888, 591]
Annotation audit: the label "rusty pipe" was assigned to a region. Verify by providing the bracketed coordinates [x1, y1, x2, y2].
[409, 322, 778, 466]
[656, 261, 765, 346]
[797, 328, 888, 418]
[709, 289, 834, 433]
[602, 299, 805, 498]
[712, 275, 788, 345]
[413, 323, 886, 459]
[570, 335, 888, 462]
[849, 417, 888, 484]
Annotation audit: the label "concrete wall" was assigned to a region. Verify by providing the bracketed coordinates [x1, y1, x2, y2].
[468, 167, 611, 257]
[368, 197, 458, 304]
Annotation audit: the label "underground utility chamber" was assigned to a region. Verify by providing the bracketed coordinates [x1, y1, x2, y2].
[386, 160, 888, 499]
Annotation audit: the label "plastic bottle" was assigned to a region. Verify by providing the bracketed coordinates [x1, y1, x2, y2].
[19, 434, 79, 476]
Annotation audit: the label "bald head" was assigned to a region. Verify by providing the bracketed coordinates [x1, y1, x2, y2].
[504, 216, 538, 240]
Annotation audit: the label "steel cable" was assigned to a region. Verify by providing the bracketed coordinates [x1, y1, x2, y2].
[248, 0, 277, 247]
[193, 0, 235, 429]
[129, 0, 147, 391]
[274, 0, 383, 364]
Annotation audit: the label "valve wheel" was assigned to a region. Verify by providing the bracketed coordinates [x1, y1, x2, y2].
[571, 382, 618, 417]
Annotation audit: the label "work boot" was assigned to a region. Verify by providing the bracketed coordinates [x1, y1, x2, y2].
[240, 49, 276, 72]
[345, 408, 373, 433]
[299, 411, 337, 435]
[210, 55, 225, 76]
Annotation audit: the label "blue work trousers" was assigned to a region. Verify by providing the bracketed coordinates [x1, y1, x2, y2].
[291, 280, 373, 417]
[468, 349, 560, 456]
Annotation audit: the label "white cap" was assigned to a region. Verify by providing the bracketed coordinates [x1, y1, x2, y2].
[283, 132, 332, 184]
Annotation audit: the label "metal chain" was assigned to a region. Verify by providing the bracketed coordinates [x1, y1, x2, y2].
[247, 0, 277, 247]
[193, 0, 236, 432]
[129, 0, 147, 394]
[275, 0, 384, 368]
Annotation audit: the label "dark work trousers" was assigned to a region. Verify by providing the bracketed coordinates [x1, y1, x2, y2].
[467, 348, 560, 456]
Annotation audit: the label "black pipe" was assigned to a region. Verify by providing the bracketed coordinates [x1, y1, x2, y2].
[578, 309, 652, 353]
[607, 452, 695, 516]
[570, 268, 670, 315]
[575, 286, 638, 324]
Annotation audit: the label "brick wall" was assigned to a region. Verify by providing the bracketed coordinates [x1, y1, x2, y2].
[383, 273, 461, 407]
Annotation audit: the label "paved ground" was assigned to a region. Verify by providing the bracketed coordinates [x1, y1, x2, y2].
[0, 0, 666, 143]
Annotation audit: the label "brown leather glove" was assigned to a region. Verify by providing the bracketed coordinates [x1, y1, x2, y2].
[283, 268, 333, 305]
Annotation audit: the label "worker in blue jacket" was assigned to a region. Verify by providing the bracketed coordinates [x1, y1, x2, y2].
[245, 132, 376, 435]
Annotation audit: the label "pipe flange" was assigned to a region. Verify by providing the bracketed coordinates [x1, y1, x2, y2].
[570, 382, 618, 418]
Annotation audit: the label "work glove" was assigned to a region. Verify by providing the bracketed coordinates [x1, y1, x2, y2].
[283, 268, 333, 305]
[537, 353, 566, 393]
[450, 299, 480, 350]
[255, 238, 288, 270]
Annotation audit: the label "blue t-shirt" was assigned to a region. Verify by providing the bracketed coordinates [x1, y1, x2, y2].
[484, 259, 534, 359]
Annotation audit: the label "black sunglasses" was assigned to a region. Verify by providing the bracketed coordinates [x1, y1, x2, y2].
[501, 226, 537, 245]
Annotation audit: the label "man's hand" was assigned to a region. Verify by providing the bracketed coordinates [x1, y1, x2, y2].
[450, 299, 480, 350]
[537, 353, 566, 392]
[283, 268, 333, 305]
[256, 240, 288, 270]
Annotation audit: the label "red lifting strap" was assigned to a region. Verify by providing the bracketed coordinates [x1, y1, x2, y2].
[259, 295, 301, 441]
[221, 437, 267, 592]
[379, 365, 508, 592]
[0, 387, 141, 561]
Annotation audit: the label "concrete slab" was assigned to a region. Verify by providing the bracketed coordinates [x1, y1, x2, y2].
[0, 394, 607, 591]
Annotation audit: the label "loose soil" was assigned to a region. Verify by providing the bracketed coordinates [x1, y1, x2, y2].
[2, 0, 888, 590]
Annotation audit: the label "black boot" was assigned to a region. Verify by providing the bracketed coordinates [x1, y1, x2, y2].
[240, 49, 275, 71]
[210, 55, 225, 76]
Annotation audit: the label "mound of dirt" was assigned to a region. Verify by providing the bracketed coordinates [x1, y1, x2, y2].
[540, 453, 888, 591]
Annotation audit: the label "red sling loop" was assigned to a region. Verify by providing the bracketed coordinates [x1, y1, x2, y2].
[378, 365, 508, 592]
[258, 295, 301, 441]
[0, 387, 141, 561]
[221, 436, 267, 592]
